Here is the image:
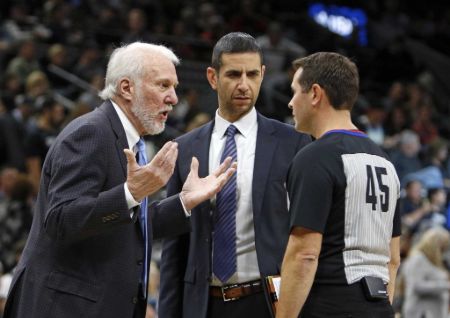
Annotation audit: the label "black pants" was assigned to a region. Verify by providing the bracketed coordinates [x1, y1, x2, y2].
[207, 290, 272, 318]
[300, 283, 395, 318]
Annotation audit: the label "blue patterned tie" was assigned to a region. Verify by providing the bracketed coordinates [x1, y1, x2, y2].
[136, 138, 149, 297]
[213, 124, 238, 283]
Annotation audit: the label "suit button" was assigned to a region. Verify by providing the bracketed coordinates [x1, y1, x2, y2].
[132, 296, 138, 304]
[137, 260, 143, 265]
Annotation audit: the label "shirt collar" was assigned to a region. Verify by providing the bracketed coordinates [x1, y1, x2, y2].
[214, 107, 257, 139]
[111, 100, 140, 150]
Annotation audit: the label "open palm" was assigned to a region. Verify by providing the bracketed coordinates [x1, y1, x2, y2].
[180, 156, 237, 211]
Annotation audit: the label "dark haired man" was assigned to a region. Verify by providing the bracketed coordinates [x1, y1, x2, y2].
[159, 32, 310, 318]
[277, 52, 401, 318]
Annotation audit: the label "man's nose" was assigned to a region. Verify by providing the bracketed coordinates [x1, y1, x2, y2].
[166, 87, 178, 105]
[237, 75, 249, 91]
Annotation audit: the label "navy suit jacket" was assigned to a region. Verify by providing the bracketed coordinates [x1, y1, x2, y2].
[159, 112, 311, 318]
[4, 101, 190, 318]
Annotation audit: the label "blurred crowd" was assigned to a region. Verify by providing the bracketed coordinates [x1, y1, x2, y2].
[0, 0, 450, 317]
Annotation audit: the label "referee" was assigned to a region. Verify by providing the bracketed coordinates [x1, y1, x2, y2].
[277, 52, 401, 318]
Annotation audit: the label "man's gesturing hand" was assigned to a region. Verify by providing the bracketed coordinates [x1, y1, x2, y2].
[124, 141, 178, 202]
[180, 156, 237, 211]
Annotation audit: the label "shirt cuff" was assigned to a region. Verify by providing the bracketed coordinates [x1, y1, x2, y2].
[179, 194, 191, 217]
[124, 183, 140, 218]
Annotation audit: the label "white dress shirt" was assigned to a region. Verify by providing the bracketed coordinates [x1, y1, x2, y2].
[209, 107, 260, 285]
[111, 100, 141, 210]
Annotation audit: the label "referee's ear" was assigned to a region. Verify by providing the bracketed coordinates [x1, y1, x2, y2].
[310, 83, 324, 107]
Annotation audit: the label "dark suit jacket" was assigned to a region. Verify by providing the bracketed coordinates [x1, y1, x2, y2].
[4, 101, 190, 318]
[158, 112, 311, 318]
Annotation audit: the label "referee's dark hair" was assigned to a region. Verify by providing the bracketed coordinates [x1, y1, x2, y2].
[211, 32, 263, 71]
[293, 52, 359, 110]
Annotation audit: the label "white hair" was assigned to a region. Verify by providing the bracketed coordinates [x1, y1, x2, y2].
[99, 42, 180, 100]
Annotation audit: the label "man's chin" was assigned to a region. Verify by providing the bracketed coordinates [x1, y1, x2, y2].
[144, 123, 165, 136]
[232, 100, 253, 108]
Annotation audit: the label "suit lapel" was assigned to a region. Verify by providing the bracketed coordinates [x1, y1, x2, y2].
[189, 121, 214, 228]
[191, 121, 214, 178]
[252, 114, 277, 222]
[99, 101, 129, 178]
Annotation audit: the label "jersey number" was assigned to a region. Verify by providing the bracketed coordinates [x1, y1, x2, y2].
[366, 165, 389, 212]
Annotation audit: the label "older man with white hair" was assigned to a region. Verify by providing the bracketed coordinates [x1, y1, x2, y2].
[3, 42, 236, 318]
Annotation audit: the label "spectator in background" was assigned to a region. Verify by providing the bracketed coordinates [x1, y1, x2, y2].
[382, 81, 407, 112]
[262, 64, 296, 123]
[76, 72, 103, 109]
[0, 168, 18, 202]
[170, 20, 195, 59]
[168, 88, 203, 133]
[44, 43, 78, 99]
[24, 98, 66, 191]
[402, 139, 449, 192]
[11, 95, 34, 129]
[42, 2, 74, 44]
[196, 3, 218, 36]
[256, 22, 306, 119]
[72, 44, 103, 83]
[0, 173, 33, 273]
[400, 180, 431, 231]
[414, 188, 448, 235]
[402, 227, 450, 318]
[0, 4, 50, 47]
[403, 82, 427, 122]
[6, 39, 40, 85]
[122, 8, 150, 44]
[412, 104, 439, 145]
[229, 0, 268, 35]
[24, 70, 51, 104]
[256, 22, 306, 77]
[390, 130, 423, 184]
[358, 97, 387, 146]
[92, 5, 122, 48]
[0, 73, 22, 112]
[426, 138, 450, 188]
[383, 106, 408, 150]
[184, 112, 211, 132]
[199, 14, 228, 45]
[0, 95, 34, 172]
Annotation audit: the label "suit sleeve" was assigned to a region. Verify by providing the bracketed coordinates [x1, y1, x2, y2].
[150, 193, 191, 240]
[158, 158, 190, 318]
[44, 123, 131, 244]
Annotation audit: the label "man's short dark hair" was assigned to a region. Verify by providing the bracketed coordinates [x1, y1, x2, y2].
[293, 52, 359, 110]
[211, 32, 263, 70]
